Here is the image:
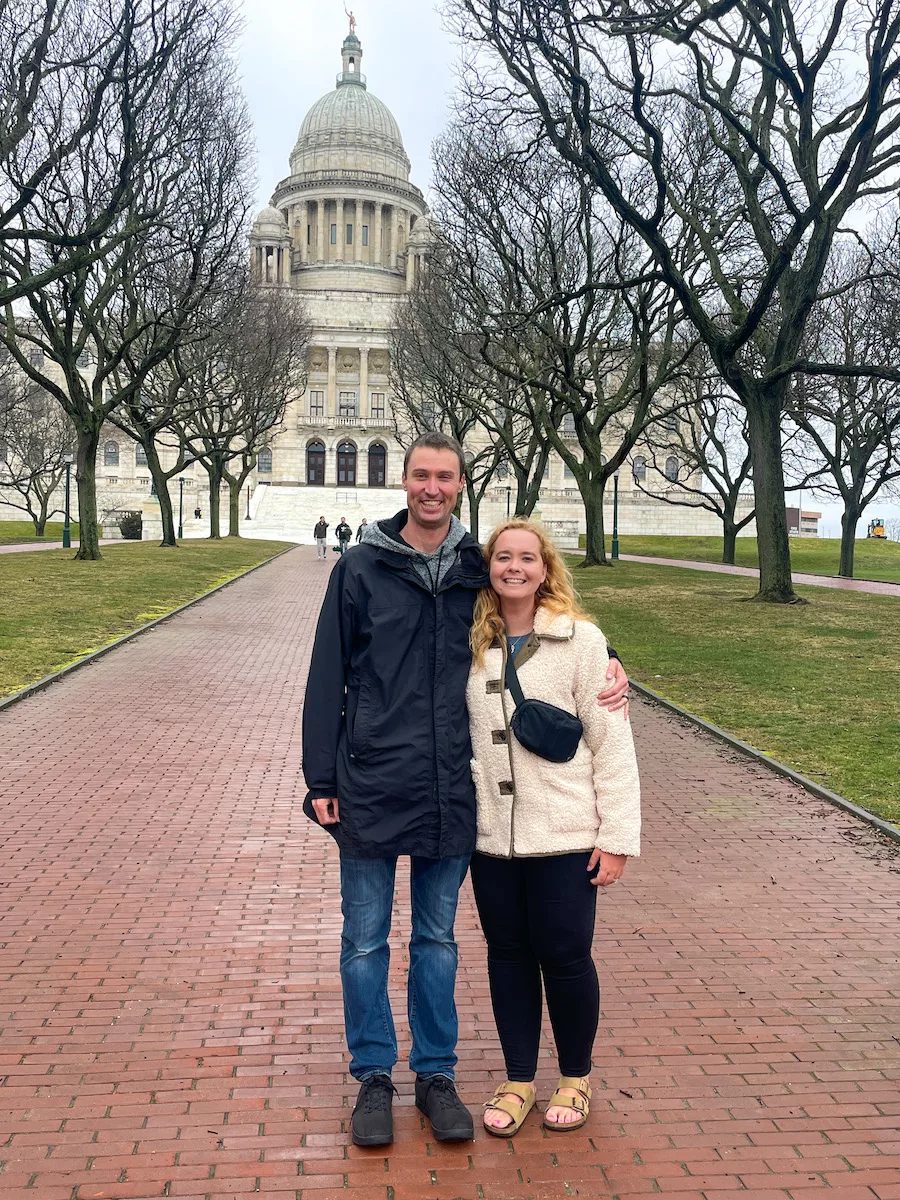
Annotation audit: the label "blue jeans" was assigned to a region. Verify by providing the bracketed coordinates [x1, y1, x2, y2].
[339, 853, 470, 1081]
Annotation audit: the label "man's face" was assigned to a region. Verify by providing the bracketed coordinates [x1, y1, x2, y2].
[403, 448, 464, 531]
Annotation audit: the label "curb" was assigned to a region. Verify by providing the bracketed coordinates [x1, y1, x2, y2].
[631, 680, 900, 844]
[0, 545, 296, 717]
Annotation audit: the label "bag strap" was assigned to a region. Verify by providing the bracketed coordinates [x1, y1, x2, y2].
[504, 643, 527, 709]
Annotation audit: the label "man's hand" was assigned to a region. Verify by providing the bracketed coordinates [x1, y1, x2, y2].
[587, 849, 627, 887]
[597, 657, 629, 719]
[312, 797, 340, 825]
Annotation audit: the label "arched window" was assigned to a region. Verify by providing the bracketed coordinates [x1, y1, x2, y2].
[306, 440, 325, 485]
[258, 446, 273, 473]
[135, 444, 148, 467]
[665, 455, 679, 481]
[368, 442, 387, 487]
[632, 456, 647, 482]
[337, 441, 357, 485]
[104, 441, 119, 467]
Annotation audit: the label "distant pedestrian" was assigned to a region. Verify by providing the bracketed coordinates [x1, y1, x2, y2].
[194, 506, 202, 520]
[356, 518, 368, 543]
[314, 516, 329, 559]
[336, 517, 352, 554]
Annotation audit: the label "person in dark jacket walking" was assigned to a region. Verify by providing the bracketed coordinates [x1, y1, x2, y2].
[302, 432, 629, 1149]
[313, 516, 328, 559]
[355, 517, 368, 542]
[335, 517, 352, 554]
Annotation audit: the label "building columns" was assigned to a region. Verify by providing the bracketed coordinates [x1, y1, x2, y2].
[373, 202, 383, 266]
[326, 346, 338, 418]
[355, 198, 364, 263]
[359, 347, 369, 419]
[299, 200, 308, 265]
[317, 199, 326, 262]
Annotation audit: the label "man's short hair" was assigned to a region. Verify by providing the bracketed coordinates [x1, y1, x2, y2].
[403, 431, 466, 478]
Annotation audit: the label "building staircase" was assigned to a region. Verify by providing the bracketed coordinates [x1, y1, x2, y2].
[243, 483, 409, 544]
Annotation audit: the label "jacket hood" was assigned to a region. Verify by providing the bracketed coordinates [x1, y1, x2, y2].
[361, 509, 470, 559]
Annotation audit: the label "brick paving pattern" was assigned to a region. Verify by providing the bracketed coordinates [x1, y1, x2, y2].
[1, 545, 897, 1200]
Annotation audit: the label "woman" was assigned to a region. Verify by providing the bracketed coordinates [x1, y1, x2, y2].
[467, 519, 641, 1137]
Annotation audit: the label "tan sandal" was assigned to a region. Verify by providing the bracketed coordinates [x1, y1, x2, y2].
[543, 1075, 592, 1131]
[482, 1080, 536, 1138]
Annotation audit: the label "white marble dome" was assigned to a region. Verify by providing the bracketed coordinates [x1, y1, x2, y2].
[289, 34, 411, 182]
[251, 205, 289, 239]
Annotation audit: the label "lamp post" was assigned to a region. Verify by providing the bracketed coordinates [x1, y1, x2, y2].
[246, 483, 252, 521]
[611, 471, 620, 561]
[506, 484, 512, 518]
[177, 476, 184, 540]
[62, 452, 74, 548]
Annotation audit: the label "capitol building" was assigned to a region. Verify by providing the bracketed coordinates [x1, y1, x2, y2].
[238, 25, 755, 544]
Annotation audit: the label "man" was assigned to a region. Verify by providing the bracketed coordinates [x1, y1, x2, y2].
[335, 516, 352, 555]
[355, 517, 368, 542]
[313, 515, 328, 559]
[302, 431, 628, 1148]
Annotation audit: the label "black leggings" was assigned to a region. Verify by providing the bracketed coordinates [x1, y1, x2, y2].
[469, 850, 599, 1081]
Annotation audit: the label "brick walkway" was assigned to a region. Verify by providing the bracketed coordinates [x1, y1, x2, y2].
[618, 555, 900, 598]
[1, 545, 897, 1200]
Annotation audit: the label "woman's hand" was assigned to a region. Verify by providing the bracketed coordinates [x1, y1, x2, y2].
[587, 849, 627, 887]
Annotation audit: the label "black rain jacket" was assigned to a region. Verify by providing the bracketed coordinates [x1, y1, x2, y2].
[302, 511, 491, 859]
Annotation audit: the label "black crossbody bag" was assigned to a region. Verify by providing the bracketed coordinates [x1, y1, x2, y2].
[504, 646, 584, 763]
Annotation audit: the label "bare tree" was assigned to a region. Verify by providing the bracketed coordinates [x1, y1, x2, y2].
[451, 0, 900, 601]
[0, 0, 245, 559]
[0, 372, 75, 534]
[785, 243, 900, 577]
[434, 121, 691, 566]
[637, 366, 756, 563]
[175, 282, 312, 537]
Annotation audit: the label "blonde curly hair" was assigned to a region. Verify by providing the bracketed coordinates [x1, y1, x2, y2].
[470, 518, 590, 669]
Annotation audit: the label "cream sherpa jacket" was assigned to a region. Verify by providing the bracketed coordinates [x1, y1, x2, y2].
[466, 607, 641, 859]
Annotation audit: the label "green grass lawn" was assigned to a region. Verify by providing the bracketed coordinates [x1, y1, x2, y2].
[0, 539, 291, 698]
[0, 519, 81, 545]
[583, 533, 900, 583]
[572, 558, 899, 827]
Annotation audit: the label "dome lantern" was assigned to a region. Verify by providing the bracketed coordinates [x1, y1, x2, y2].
[338, 33, 365, 88]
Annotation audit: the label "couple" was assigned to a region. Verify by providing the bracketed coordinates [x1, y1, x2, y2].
[302, 431, 640, 1145]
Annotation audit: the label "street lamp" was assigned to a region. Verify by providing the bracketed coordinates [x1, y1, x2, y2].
[506, 484, 512, 518]
[611, 471, 620, 561]
[246, 483, 252, 521]
[62, 452, 74, 548]
[177, 476, 184, 540]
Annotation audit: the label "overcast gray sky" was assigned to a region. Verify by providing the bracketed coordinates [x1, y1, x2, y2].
[236, 0, 898, 537]
[239, 0, 456, 213]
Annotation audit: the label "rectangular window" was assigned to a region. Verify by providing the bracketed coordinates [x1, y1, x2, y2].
[362, 225, 369, 246]
[330, 223, 337, 244]
[307, 224, 311, 246]
[339, 390, 358, 417]
[346, 223, 353, 245]
[370, 392, 385, 418]
[308, 389, 325, 416]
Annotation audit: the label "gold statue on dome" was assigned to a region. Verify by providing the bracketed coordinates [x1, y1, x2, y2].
[345, 7, 356, 34]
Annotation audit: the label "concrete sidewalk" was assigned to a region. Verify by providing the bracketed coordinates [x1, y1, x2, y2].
[0, 538, 122, 554]
[0, 545, 897, 1200]
[618, 553, 900, 597]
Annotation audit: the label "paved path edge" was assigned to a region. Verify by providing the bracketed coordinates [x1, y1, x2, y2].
[630, 679, 900, 844]
[0, 545, 295, 717]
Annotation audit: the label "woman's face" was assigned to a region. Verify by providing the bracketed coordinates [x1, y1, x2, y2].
[489, 529, 547, 604]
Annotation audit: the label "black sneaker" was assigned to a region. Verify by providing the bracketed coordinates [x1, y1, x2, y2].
[350, 1074, 396, 1146]
[415, 1075, 474, 1142]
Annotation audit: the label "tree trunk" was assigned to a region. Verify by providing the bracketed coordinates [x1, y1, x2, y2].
[227, 477, 242, 537]
[145, 442, 177, 546]
[839, 504, 860, 578]
[579, 473, 609, 568]
[722, 521, 738, 565]
[73, 425, 102, 560]
[207, 465, 223, 538]
[465, 479, 480, 543]
[744, 394, 796, 601]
